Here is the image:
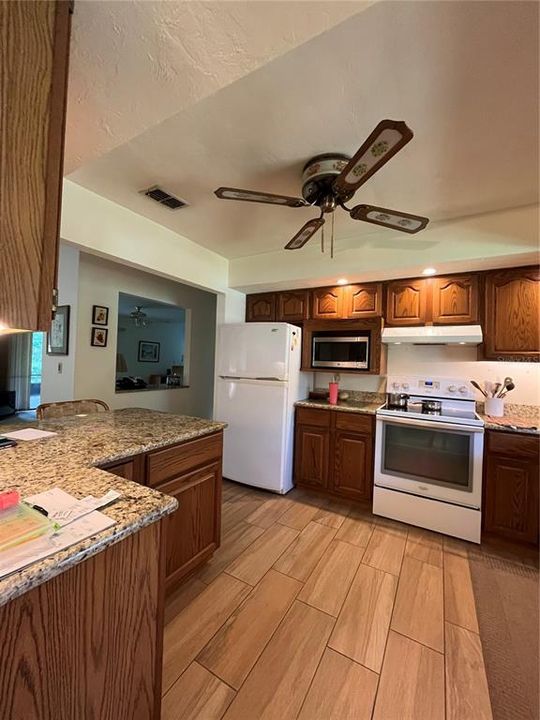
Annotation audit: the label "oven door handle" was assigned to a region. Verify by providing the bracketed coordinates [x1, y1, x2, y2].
[377, 415, 484, 433]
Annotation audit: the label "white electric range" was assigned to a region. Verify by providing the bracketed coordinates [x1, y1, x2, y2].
[373, 375, 484, 543]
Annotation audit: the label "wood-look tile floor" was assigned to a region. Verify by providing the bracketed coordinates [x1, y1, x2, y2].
[163, 481, 493, 720]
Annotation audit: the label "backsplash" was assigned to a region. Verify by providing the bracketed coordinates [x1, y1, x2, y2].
[309, 345, 540, 406]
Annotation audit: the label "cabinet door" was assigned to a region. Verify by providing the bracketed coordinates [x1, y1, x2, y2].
[432, 274, 479, 324]
[483, 267, 540, 359]
[331, 430, 373, 501]
[484, 453, 539, 545]
[294, 424, 330, 489]
[276, 290, 310, 323]
[246, 293, 276, 322]
[345, 283, 383, 319]
[311, 287, 344, 320]
[0, 1, 72, 331]
[158, 462, 221, 589]
[385, 279, 428, 326]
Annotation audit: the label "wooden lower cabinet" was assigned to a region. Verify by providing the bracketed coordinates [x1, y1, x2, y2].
[483, 430, 539, 545]
[294, 424, 330, 489]
[159, 462, 221, 590]
[332, 429, 373, 501]
[294, 406, 374, 502]
[101, 431, 223, 592]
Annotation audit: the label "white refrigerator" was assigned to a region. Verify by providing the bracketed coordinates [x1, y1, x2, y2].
[215, 323, 309, 494]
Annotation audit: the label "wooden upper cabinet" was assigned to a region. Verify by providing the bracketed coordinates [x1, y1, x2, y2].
[344, 283, 383, 319]
[246, 292, 276, 322]
[431, 274, 479, 325]
[385, 279, 428, 326]
[483, 267, 540, 359]
[311, 286, 344, 320]
[276, 290, 310, 323]
[0, 1, 72, 331]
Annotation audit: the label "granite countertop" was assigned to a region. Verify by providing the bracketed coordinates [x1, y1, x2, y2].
[295, 398, 381, 415]
[478, 403, 540, 436]
[0, 408, 226, 606]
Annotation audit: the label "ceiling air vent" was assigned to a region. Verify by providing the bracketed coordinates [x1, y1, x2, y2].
[140, 185, 188, 210]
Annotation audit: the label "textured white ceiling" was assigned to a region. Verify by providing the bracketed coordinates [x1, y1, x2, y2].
[65, 0, 371, 173]
[68, 0, 539, 263]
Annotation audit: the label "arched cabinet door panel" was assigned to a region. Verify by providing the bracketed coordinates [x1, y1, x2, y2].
[432, 275, 479, 325]
[385, 279, 428, 326]
[246, 293, 276, 322]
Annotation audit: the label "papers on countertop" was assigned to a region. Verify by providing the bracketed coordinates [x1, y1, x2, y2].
[1, 428, 57, 441]
[0, 488, 119, 579]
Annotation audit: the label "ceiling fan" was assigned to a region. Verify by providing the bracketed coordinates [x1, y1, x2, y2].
[130, 305, 149, 327]
[214, 119, 429, 253]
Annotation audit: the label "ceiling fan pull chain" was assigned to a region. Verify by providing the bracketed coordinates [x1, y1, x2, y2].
[330, 212, 335, 259]
[321, 222, 325, 254]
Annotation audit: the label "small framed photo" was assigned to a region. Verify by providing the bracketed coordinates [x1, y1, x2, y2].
[138, 340, 160, 362]
[91, 327, 108, 347]
[47, 305, 70, 355]
[92, 305, 109, 326]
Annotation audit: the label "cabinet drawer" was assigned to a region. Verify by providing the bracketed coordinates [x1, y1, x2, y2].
[147, 432, 223, 487]
[296, 406, 331, 428]
[486, 430, 539, 459]
[335, 412, 374, 434]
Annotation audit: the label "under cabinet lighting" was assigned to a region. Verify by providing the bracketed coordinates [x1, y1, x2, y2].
[337, 278, 348, 285]
[422, 267, 437, 276]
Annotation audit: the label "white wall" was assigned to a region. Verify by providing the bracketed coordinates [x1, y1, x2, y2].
[315, 345, 540, 406]
[74, 253, 217, 418]
[40, 243, 80, 403]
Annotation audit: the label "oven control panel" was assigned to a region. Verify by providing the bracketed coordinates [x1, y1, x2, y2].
[387, 376, 474, 400]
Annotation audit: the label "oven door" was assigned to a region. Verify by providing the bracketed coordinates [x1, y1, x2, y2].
[312, 336, 369, 370]
[374, 415, 484, 509]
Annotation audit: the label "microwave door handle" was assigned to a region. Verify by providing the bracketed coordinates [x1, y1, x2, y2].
[378, 415, 484, 433]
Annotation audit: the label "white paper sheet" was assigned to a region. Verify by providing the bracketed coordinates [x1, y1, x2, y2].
[2, 428, 57, 441]
[0, 511, 115, 578]
[24, 488, 121, 527]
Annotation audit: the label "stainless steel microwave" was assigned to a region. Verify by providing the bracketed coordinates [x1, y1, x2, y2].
[312, 334, 370, 370]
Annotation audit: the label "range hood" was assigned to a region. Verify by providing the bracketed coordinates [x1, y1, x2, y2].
[382, 325, 483, 345]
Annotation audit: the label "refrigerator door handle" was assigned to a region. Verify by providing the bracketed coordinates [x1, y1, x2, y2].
[219, 375, 282, 381]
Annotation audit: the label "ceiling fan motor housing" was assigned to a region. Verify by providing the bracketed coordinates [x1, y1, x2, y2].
[301, 153, 352, 206]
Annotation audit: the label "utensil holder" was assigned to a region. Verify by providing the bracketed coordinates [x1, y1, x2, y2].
[485, 397, 504, 417]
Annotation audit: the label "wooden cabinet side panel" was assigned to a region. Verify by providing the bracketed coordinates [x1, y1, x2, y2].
[484, 268, 540, 358]
[0, 522, 163, 720]
[0, 1, 71, 330]
[432, 275, 479, 324]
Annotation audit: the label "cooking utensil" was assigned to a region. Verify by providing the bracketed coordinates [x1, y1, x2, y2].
[497, 377, 513, 397]
[492, 382, 501, 397]
[499, 382, 515, 398]
[422, 399, 442, 414]
[386, 392, 409, 409]
[470, 380, 487, 397]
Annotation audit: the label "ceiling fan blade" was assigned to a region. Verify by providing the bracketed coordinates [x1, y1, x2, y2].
[214, 187, 307, 208]
[349, 204, 429, 234]
[284, 217, 325, 250]
[333, 120, 413, 197]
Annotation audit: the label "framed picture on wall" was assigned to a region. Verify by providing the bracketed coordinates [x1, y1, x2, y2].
[138, 341, 160, 362]
[47, 305, 70, 355]
[91, 327, 108, 347]
[92, 305, 109, 326]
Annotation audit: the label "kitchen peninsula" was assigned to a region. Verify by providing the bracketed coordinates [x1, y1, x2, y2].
[0, 408, 225, 720]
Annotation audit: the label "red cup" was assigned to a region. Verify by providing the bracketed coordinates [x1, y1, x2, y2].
[329, 382, 339, 405]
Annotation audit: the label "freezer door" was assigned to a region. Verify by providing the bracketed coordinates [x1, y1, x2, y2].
[217, 323, 292, 381]
[215, 378, 293, 493]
